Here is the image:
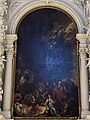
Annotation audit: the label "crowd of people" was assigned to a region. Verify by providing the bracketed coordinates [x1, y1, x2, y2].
[14, 69, 79, 117]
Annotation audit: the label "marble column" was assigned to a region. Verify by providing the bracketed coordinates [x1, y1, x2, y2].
[76, 34, 89, 118]
[3, 35, 17, 119]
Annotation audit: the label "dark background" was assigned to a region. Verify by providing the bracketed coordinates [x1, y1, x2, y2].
[16, 8, 78, 83]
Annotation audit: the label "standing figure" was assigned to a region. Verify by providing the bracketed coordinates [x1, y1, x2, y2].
[45, 94, 60, 116]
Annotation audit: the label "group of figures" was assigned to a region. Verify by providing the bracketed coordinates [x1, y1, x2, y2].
[14, 69, 79, 117]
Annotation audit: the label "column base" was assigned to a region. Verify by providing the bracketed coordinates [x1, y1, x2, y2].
[2, 111, 11, 119]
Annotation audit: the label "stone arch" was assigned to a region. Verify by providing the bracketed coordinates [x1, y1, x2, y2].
[7, 0, 86, 34]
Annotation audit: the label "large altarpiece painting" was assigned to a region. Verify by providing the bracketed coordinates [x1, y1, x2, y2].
[13, 8, 80, 119]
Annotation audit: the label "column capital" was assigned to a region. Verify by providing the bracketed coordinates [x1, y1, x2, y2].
[79, 47, 86, 57]
[5, 34, 17, 57]
[76, 34, 87, 44]
[5, 34, 17, 44]
[76, 34, 87, 57]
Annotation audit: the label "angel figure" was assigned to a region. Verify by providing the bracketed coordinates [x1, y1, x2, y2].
[86, 57, 90, 68]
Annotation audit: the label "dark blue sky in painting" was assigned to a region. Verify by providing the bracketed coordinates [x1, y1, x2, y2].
[16, 8, 78, 83]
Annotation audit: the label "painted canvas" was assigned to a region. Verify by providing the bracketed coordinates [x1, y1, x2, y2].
[14, 8, 80, 118]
